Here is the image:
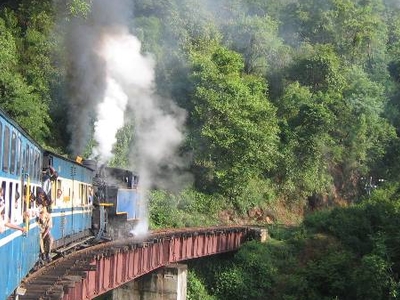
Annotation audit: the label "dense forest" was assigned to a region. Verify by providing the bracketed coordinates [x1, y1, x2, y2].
[2, 0, 400, 299]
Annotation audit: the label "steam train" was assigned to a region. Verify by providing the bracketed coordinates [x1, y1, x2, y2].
[0, 109, 141, 300]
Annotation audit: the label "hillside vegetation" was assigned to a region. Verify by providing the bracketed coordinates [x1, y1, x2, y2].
[2, 1, 400, 298]
[188, 185, 400, 299]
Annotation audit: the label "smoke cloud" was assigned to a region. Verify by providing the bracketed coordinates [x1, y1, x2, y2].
[65, 0, 187, 236]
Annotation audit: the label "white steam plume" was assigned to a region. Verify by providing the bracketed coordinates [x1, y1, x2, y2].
[66, 0, 186, 237]
[92, 30, 155, 164]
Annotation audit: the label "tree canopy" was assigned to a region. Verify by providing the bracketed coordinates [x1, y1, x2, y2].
[1, 0, 400, 208]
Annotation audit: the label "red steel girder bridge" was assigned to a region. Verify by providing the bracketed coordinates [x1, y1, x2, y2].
[18, 226, 264, 300]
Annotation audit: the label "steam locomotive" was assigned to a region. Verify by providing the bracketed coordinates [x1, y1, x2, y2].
[0, 109, 141, 300]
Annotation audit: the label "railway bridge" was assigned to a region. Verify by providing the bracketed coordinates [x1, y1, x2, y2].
[17, 226, 267, 300]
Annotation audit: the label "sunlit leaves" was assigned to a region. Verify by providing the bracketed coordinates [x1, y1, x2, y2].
[0, 16, 50, 143]
[188, 40, 279, 198]
[67, 0, 92, 18]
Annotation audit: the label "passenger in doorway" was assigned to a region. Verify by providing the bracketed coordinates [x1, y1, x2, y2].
[56, 189, 62, 204]
[14, 190, 20, 207]
[42, 166, 58, 211]
[37, 206, 53, 262]
[88, 187, 93, 205]
[0, 186, 4, 207]
[37, 188, 52, 213]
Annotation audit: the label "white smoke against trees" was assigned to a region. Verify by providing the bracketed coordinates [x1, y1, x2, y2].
[92, 30, 155, 164]
[65, 0, 186, 236]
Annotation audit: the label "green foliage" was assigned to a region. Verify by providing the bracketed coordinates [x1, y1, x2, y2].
[148, 189, 221, 229]
[291, 0, 388, 75]
[212, 266, 247, 300]
[352, 253, 395, 299]
[109, 122, 135, 169]
[0, 13, 51, 144]
[188, 39, 279, 200]
[192, 192, 400, 300]
[133, 16, 163, 58]
[300, 245, 355, 299]
[223, 14, 290, 75]
[288, 44, 344, 93]
[187, 270, 216, 300]
[233, 177, 276, 215]
[1, 0, 399, 207]
[304, 205, 376, 255]
[3, 2, 400, 297]
[275, 87, 336, 200]
[67, 0, 92, 18]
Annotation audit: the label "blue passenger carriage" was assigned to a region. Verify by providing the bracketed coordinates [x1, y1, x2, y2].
[0, 109, 43, 300]
[43, 151, 95, 249]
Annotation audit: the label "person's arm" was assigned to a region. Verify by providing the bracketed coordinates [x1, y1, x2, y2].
[5, 222, 26, 232]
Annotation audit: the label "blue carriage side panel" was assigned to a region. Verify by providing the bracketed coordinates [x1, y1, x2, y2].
[0, 109, 43, 299]
[0, 221, 41, 299]
[50, 154, 93, 183]
[116, 189, 139, 220]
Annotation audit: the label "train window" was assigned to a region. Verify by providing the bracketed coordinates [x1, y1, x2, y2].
[0, 123, 2, 160]
[16, 137, 21, 176]
[35, 150, 40, 180]
[33, 151, 39, 182]
[3, 126, 10, 172]
[80, 184, 84, 205]
[29, 148, 34, 181]
[22, 149, 26, 175]
[0, 181, 5, 210]
[32, 151, 36, 181]
[38, 151, 42, 181]
[8, 182, 12, 221]
[10, 131, 16, 174]
[55, 179, 62, 206]
[15, 183, 22, 219]
[37, 151, 42, 181]
[28, 147, 32, 180]
[84, 184, 86, 204]
[88, 186, 93, 204]
[25, 145, 29, 177]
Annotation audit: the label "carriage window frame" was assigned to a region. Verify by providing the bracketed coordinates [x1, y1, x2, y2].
[25, 144, 30, 178]
[1, 181, 6, 221]
[37, 151, 42, 181]
[29, 148, 34, 182]
[10, 131, 16, 174]
[16, 137, 21, 176]
[0, 123, 3, 165]
[33, 150, 39, 182]
[3, 126, 10, 172]
[54, 179, 62, 205]
[15, 183, 22, 219]
[8, 182, 13, 221]
[79, 184, 85, 205]
[22, 148, 26, 175]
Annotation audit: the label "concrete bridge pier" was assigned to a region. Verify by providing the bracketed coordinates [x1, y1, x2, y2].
[112, 264, 188, 300]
